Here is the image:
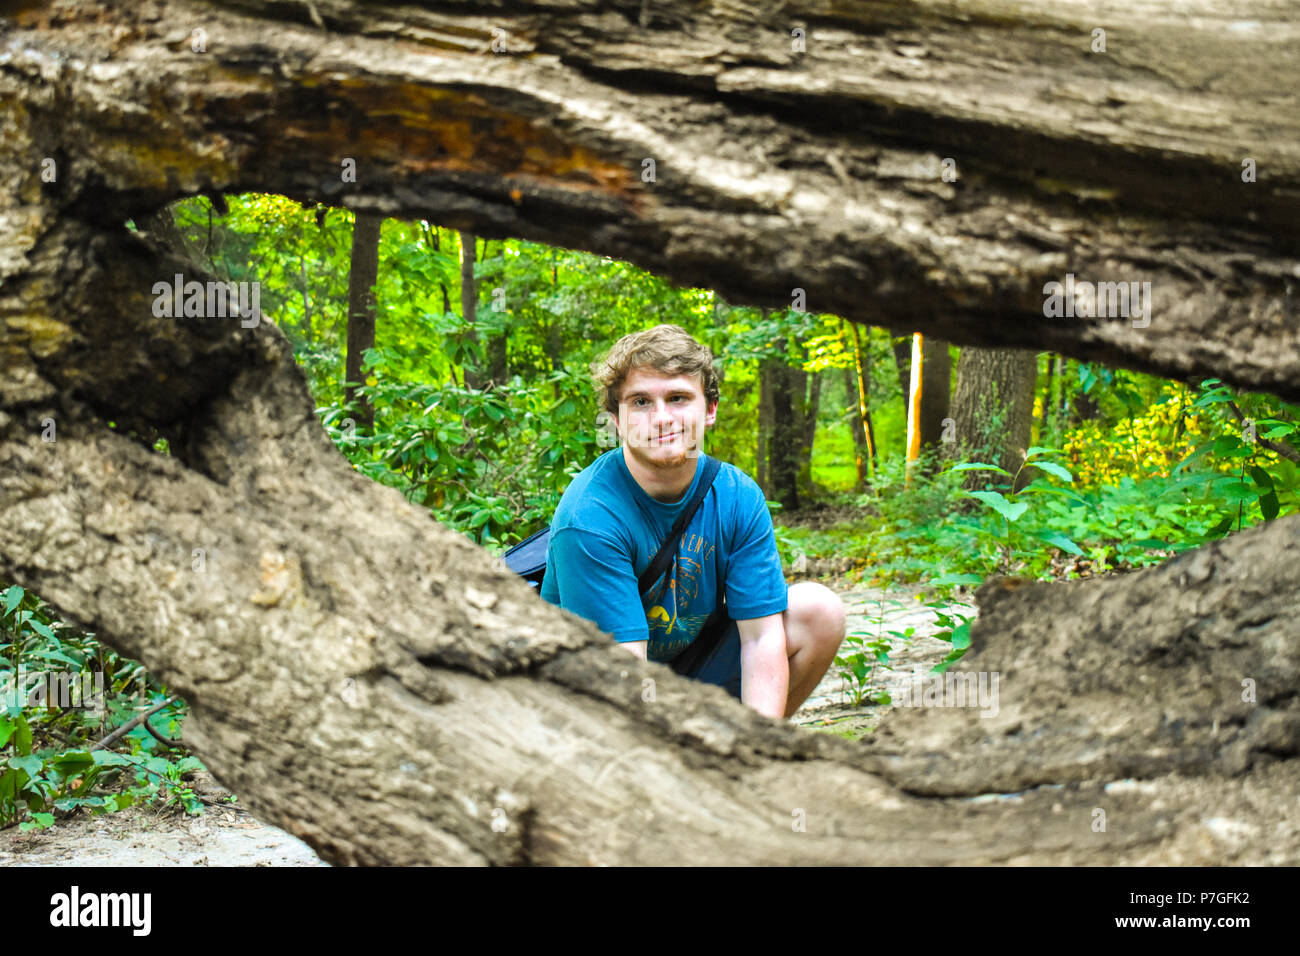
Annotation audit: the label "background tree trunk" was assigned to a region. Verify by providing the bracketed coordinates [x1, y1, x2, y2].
[485, 243, 510, 386]
[767, 348, 802, 511]
[345, 212, 382, 433]
[950, 347, 1040, 483]
[920, 335, 952, 460]
[905, 334, 952, 470]
[795, 369, 822, 505]
[458, 230, 483, 390]
[846, 322, 876, 486]
[891, 335, 913, 418]
[3, 0, 1300, 865]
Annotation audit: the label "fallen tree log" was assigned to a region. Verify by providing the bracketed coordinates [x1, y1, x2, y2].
[1, 0, 1297, 864]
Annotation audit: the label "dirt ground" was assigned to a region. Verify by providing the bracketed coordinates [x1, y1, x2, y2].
[0, 582, 964, 867]
[0, 771, 327, 867]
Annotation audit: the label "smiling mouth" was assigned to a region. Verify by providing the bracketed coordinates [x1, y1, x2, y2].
[654, 432, 680, 443]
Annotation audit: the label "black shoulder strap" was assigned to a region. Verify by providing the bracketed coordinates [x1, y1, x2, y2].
[637, 456, 721, 599]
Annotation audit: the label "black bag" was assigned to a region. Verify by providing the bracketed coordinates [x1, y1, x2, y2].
[503, 456, 730, 676]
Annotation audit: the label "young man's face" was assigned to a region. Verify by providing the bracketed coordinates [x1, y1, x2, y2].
[617, 365, 718, 470]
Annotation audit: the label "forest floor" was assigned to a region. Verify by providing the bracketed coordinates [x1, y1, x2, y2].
[0, 577, 967, 867]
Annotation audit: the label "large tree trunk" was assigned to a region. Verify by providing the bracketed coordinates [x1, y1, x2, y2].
[2, 0, 1299, 865]
[950, 347, 1040, 479]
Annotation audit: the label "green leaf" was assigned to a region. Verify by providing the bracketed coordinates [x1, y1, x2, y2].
[1020, 484, 1091, 507]
[1260, 491, 1281, 521]
[9, 754, 43, 778]
[1029, 461, 1074, 483]
[30, 647, 82, 668]
[48, 751, 95, 778]
[1034, 531, 1084, 556]
[0, 767, 20, 803]
[947, 462, 1012, 476]
[27, 618, 56, 640]
[1206, 515, 1234, 537]
[1249, 465, 1275, 492]
[91, 751, 135, 768]
[1212, 435, 1251, 459]
[950, 621, 972, 650]
[966, 491, 1029, 523]
[2, 585, 22, 618]
[13, 714, 32, 756]
[931, 647, 968, 674]
[929, 572, 983, 588]
[1219, 481, 1257, 503]
[0, 715, 13, 749]
[1023, 446, 1059, 460]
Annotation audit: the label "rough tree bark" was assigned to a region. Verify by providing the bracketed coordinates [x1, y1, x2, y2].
[2, 0, 1299, 864]
[344, 211, 381, 433]
[950, 346, 1040, 479]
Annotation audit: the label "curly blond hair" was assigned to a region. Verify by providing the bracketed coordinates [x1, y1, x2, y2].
[592, 324, 721, 415]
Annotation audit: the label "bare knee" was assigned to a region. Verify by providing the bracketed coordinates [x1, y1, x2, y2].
[787, 582, 847, 655]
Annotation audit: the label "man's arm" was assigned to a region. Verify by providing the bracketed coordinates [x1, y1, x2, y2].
[735, 614, 788, 719]
[619, 640, 648, 660]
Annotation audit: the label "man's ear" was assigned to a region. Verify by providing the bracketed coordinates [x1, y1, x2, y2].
[705, 401, 718, 427]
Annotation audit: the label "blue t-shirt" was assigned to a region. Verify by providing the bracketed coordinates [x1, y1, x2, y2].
[539, 448, 788, 663]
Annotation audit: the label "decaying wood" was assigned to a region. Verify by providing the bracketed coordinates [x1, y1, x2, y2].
[1, 0, 1297, 864]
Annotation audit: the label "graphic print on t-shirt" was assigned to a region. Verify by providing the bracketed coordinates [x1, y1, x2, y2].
[646, 532, 716, 660]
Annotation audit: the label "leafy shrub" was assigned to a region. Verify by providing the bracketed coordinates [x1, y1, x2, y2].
[1, 584, 205, 831]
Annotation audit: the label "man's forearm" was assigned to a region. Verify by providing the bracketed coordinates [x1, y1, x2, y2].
[618, 639, 648, 660]
[738, 623, 789, 719]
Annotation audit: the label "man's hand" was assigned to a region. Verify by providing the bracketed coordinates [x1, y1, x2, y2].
[618, 639, 649, 660]
[736, 614, 788, 719]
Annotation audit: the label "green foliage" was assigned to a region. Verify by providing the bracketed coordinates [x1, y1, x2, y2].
[322, 359, 606, 548]
[833, 593, 909, 709]
[1, 584, 203, 831]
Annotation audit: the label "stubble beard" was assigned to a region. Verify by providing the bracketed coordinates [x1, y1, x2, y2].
[630, 425, 703, 471]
